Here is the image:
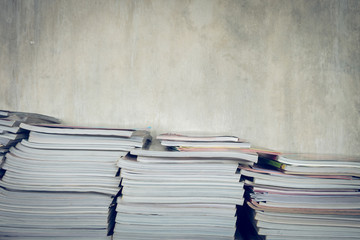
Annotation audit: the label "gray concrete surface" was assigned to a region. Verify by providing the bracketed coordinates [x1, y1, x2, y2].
[0, 0, 359, 154]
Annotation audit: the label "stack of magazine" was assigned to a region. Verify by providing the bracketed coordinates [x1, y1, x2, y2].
[0, 123, 151, 239]
[0, 110, 60, 160]
[240, 153, 360, 240]
[114, 133, 258, 240]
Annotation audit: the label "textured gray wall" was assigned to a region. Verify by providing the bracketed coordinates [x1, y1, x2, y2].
[0, 0, 359, 154]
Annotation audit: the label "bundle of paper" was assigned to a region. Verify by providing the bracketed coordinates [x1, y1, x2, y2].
[240, 153, 360, 240]
[113, 134, 258, 240]
[0, 123, 151, 239]
[0, 110, 60, 157]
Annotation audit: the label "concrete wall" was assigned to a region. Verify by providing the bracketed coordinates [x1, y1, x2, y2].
[0, 0, 359, 154]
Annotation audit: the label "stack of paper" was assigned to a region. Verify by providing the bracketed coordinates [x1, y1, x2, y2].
[0, 110, 60, 159]
[0, 123, 151, 239]
[241, 153, 360, 240]
[114, 133, 257, 240]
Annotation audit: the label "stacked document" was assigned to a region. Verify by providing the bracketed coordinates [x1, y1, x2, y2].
[241, 153, 360, 240]
[0, 123, 151, 239]
[0, 110, 60, 159]
[114, 133, 258, 240]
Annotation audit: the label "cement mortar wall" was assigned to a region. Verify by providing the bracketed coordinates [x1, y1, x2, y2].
[0, 0, 359, 154]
